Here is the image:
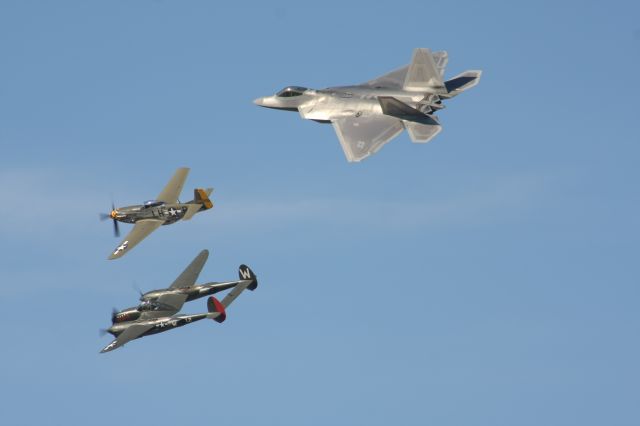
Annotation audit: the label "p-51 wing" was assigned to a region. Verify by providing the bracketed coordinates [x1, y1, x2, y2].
[156, 167, 190, 204]
[108, 219, 163, 260]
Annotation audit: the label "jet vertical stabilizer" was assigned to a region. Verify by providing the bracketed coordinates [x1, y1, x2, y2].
[403, 48, 447, 93]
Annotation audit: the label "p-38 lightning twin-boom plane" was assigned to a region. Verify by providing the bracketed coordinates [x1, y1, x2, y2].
[110, 249, 257, 323]
[254, 48, 481, 162]
[100, 167, 214, 260]
[100, 250, 257, 353]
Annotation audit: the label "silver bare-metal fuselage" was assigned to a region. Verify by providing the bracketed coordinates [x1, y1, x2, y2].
[254, 86, 442, 122]
[254, 48, 481, 162]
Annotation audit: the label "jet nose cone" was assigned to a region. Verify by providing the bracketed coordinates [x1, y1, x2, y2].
[253, 97, 266, 106]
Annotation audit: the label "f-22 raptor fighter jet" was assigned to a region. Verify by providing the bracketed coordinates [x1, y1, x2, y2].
[254, 48, 481, 162]
[101, 167, 214, 260]
[100, 250, 257, 353]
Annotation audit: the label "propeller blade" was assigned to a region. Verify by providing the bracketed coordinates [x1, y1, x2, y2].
[99, 328, 109, 337]
[132, 282, 144, 299]
[113, 219, 120, 237]
[102, 200, 120, 236]
[111, 307, 118, 324]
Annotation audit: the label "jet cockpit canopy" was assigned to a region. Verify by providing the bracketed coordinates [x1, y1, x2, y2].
[276, 86, 308, 98]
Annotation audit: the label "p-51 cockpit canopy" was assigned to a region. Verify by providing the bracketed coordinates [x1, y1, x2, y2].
[276, 86, 308, 98]
[143, 200, 165, 209]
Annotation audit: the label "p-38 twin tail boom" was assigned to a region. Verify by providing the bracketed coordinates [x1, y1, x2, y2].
[101, 250, 258, 353]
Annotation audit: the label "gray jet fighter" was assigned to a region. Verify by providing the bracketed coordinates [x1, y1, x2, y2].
[111, 249, 257, 323]
[254, 48, 481, 162]
[100, 255, 258, 353]
[101, 167, 214, 260]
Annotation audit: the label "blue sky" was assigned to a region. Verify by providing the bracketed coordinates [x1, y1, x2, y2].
[1, 1, 639, 425]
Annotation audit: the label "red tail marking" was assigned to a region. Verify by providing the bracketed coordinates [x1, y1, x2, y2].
[209, 296, 226, 323]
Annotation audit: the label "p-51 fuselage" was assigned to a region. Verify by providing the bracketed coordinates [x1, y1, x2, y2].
[110, 200, 189, 226]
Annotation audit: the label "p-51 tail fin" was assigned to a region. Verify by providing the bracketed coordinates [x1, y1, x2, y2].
[182, 188, 214, 221]
[194, 188, 214, 209]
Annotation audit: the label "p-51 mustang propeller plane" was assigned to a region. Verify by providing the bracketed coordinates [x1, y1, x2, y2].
[100, 249, 258, 353]
[254, 48, 481, 162]
[100, 167, 214, 260]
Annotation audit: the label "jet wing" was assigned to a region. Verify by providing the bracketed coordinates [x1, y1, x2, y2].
[362, 50, 448, 89]
[332, 115, 404, 162]
[100, 323, 154, 353]
[108, 220, 163, 260]
[156, 167, 190, 204]
[362, 65, 409, 89]
[169, 249, 209, 289]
